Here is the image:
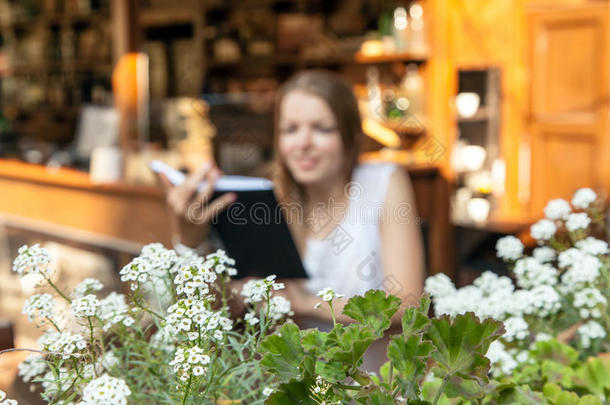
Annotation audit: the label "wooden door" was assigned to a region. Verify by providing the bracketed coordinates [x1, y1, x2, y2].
[528, 3, 609, 215]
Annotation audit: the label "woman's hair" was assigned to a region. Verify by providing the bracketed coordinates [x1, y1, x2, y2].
[272, 70, 363, 204]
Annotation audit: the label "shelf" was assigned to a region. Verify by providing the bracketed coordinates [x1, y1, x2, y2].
[0, 11, 108, 29]
[456, 107, 491, 123]
[354, 51, 428, 64]
[8, 60, 112, 75]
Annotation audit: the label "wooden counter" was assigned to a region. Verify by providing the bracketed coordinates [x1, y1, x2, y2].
[0, 157, 454, 277]
[0, 159, 172, 253]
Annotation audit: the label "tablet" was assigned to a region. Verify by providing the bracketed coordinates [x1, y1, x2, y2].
[150, 160, 308, 279]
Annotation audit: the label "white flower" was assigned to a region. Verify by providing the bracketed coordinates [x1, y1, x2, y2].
[503, 317, 529, 342]
[575, 237, 608, 256]
[80, 374, 131, 405]
[473, 272, 514, 294]
[244, 312, 259, 326]
[12, 244, 53, 277]
[170, 346, 210, 380]
[99, 292, 134, 331]
[71, 294, 100, 318]
[267, 296, 294, 321]
[535, 332, 552, 342]
[565, 213, 591, 232]
[424, 273, 456, 297]
[573, 288, 607, 319]
[572, 188, 596, 209]
[530, 219, 557, 242]
[22, 294, 55, 323]
[533, 247, 556, 263]
[18, 354, 47, 383]
[513, 258, 558, 289]
[560, 251, 602, 293]
[544, 199, 571, 220]
[495, 236, 523, 261]
[316, 287, 345, 302]
[72, 278, 103, 298]
[524, 285, 561, 317]
[486, 341, 518, 377]
[263, 387, 274, 396]
[39, 331, 87, 359]
[578, 320, 606, 349]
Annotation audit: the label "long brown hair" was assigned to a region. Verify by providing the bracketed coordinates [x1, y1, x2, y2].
[272, 70, 363, 204]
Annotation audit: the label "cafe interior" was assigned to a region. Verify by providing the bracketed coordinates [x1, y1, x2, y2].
[0, 0, 608, 401]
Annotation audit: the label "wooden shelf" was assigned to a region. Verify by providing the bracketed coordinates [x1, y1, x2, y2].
[354, 51, 428, 64]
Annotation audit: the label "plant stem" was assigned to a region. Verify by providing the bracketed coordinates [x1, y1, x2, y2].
[44, 275, 71, 303]
[182, 375, 193, 405]
[432, 374, 450, 405]
[388, 361, 394, 392]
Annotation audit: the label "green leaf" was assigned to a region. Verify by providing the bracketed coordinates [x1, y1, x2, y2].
[573, 356, 610, 396]
[343, 290, 401, 335]
[401, 295, 431, 336]
[425, 313, 504, 381]
[541, 360, 575, 388]
[354, 390, 397, 405]
[264, 377, 317, 405]
[577, 395, 603, 405]
[259, 323, 305, 383]
[387, 334, 434, 399]
[530, 340, 579, 367]
[543, 382, 580, 405]
[323, 324, 377, 369]
[490, 384, 547, 405]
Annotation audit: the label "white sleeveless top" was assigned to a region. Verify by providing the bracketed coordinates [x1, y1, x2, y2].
[303, 162, 398, 297]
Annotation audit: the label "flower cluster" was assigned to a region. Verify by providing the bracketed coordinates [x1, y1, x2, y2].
[22, 293, 55, 323]
[173, 262, 216, 298]
[72, 278, 103, 298]
[164, 298, 232, 341]
[12, 244, 52, 277]
[169, 346, 211, 382]
[18, 355, 47, 383]
[71, 294, 100, 318]
[98, 292, 135, 331]
[78, 374, 131, 405]
[241, 275, 284, 304]
[317, 287, 345, 302]
[429, 187, 608, 377]
[39, 331, 87, 359]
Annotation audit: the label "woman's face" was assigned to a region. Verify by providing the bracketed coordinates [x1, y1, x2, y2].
[278, 90, 345, 187]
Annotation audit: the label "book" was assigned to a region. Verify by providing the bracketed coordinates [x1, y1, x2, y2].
[149, 160, 307, 279]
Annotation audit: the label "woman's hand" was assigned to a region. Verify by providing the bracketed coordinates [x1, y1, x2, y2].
[159, 162, 236, 248]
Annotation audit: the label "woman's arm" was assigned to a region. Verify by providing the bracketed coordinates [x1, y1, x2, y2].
[379, 168, 425, 321]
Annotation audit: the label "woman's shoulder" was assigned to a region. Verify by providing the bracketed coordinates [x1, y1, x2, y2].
[353, 161, 400, 181]
[352, 161, 401, 201]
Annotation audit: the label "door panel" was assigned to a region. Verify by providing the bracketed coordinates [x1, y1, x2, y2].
[528, 4, 609, 214]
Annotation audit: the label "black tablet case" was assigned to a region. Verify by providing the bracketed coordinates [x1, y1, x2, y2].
[210, 190, 308, 279]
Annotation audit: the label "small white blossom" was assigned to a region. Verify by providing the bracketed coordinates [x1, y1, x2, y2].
[244, 312, 259, 326]
[22, 294, 55, 323]
[560, 251, 602, 293]
[572, 188, 596, 209]
[424, 273, 456, 297]
[71, 294, 100, 318]
[72, 278, 103, 298]
[575, 237, 608, 256]
[169, 346, 210, 381]
[486, 341, 518, 377]
[267, 296, 294, 321]
[79, 374, 131, 405]
[262, 387, 273, 396]
[316, 287, 345, 302]
[533, 247, 556, 263]
[12, 244, 53, 277]
[535, 333, 553, 342]
[524, 285, 561, 317]
[18, 354, 47, 383]
[503, 317, 529, 342]
[544, 199, 571, 220]
[578, 320, 606, 349]
[513, 258, 558, 289]
[99, 292, 134, 331]
[565, 213, 591, 232]
[530, 219, 557, 242]
[0, 389, 17, 405]
[39, 331, 87, 359]
[495, 236, 523, 261]
[573, 288, 607, 319]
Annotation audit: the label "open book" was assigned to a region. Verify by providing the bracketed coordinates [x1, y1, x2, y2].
[150, 160, 307, 279]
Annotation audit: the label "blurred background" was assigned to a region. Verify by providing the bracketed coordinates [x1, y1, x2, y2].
[0, 0, 608, 401]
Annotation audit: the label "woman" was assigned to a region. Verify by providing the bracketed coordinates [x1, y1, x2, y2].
[161, 70, 424, 329]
